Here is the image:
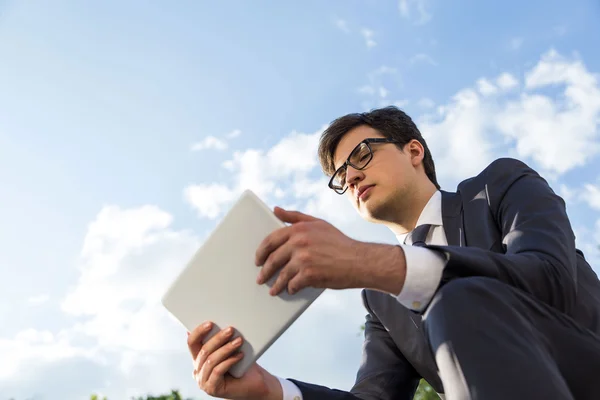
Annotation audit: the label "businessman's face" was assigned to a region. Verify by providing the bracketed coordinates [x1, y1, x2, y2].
[332, 125, 421, 223]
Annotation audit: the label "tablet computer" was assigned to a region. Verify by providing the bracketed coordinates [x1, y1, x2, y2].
[161, 189, 324, 378]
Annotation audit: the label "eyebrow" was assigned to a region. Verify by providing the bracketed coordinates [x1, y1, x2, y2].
[334, 143, 362, 171]
[333, 153, 347, 172]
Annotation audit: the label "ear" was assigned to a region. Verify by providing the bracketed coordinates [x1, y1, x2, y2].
[407, 139, 425, 167]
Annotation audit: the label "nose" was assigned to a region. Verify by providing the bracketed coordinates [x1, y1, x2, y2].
[345, 165, 364, 190]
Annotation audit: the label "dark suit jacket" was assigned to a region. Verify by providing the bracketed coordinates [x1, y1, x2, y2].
[288, 158, 600, 400]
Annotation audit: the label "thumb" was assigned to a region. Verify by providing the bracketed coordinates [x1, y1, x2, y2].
[274, 206, 319, 224]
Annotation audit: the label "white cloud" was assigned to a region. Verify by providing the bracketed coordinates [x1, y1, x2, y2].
[360, 28, 377, 48]
[418, 97, 435, 108]
[62, 205, 199, 355]
[582, 184, 600, 210]
[509, 37, 524, 51]
[419, 87, 499, 185]
[476, 78, 498, 96]
[226, 129, 242, 139]
[409, 53, 437, 66]
[393, 99, 410, 108]
[557, 183, 576, 204]
[0, 202, 232, 398]
[398, 0, 432, 25]
[20, 204, 208, 399]
[8, 47, 600, 400]
[372, 65, 397, 75]
[35, 195, 373, 399]
[184, 183, 237, 219]
[331, 19, 377, 49]
[572, 221, 600, 276]
[0, 329, 93, 380]
[334, 17, 350, 33]
[190, 136, 228, 151]
[497, 49, 600, 174]
[28, 294, 49, 305]
[185, 128, 324, 219]
[191, 130, 241, 152]
[496, 72, 519, 90]
[418, 49, 600, 184]
[358, 85, 376, 95]
[358, 66, 403, 110]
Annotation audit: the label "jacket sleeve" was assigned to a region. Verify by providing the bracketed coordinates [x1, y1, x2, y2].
[286, 290, 421, 400]
[427, 158, 578, 314]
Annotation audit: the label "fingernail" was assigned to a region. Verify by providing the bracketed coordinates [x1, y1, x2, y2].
[226, 327, 234, 334]
[256, 273, 263, 284]
[187, 331, 190, 336]
[233, 337, 242, 345]
[203, 322, 212, 329]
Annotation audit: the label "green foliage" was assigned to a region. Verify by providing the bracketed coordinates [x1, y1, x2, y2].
[90, 389, 191, 400]
[89, 322, 442, 400]
[131, 390, 191, 400]
[361, 324, 440, 399]
[414, 379, 441, 400]
[89, 382, 438, 400]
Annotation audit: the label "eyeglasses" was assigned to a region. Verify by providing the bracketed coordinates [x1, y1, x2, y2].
[328, 138, 399, 194]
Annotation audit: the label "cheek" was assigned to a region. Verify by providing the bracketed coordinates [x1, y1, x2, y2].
[345, 192, 359, 208]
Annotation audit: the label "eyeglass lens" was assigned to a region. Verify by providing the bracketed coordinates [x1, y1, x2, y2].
[331, 142, 372, 189]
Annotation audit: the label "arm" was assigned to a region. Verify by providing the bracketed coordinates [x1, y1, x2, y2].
[283, 291, 421, 400]
[426, 158, 578, 314]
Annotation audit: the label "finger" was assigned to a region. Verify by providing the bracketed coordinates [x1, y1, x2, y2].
[274, 206, 319, 224]
[287, 271, 311, 295]
[269, 263, 299, 296]
[255, 225, 292, 267]
[199, 336, 244, 384]
[203, 352, 245, 393]
[257, 240, 293, 285]
[194, 326, 235, 373]
[187, 321, 214, 358]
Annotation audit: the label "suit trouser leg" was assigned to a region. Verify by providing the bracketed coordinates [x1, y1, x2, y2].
[423, 276, 600, 400]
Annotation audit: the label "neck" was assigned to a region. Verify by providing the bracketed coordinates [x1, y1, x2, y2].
[384, 181, 437, 236]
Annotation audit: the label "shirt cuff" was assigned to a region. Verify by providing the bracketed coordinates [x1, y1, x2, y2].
[395, 244, 447, 312]
[276, 376, 303, 400]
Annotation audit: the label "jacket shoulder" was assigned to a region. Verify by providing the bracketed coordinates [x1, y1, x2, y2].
[457, 157, 537, 194]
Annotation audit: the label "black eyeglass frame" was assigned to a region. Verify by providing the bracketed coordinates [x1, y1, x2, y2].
[328, 138, 400, 194]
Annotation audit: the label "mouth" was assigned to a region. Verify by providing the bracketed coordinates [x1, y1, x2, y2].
[357, 185, 375, 201]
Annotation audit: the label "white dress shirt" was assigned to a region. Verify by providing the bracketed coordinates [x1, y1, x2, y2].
[277, 190, 448, 400]
[393, 190, 447, 311]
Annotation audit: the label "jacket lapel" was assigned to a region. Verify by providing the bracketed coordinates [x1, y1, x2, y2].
[441, 190, 465, 247]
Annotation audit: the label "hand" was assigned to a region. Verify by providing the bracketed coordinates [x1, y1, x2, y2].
[254, 206, 367, 296]
[187, 322, 283, 400]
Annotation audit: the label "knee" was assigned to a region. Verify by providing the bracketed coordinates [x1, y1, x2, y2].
[423, 277, 501, 345]
[439, 276, 499, 300]
[425, 277, 503, 319]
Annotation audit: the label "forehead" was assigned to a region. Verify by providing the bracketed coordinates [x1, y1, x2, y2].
[333, 125, 385, 169]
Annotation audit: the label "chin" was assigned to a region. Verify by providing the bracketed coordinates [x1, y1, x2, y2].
[359, 198, 382, 221]
[360, 194, 394, 223]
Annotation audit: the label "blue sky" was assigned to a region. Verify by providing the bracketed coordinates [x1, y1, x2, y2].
[1, 0, 599, 398]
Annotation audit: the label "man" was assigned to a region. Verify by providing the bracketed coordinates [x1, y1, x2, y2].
[186, 106, 600, 400]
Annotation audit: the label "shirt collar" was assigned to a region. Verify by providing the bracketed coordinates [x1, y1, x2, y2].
[395, 190, 443, 244]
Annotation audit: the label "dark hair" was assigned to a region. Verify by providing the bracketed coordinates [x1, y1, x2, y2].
[317, 106, 440, 189]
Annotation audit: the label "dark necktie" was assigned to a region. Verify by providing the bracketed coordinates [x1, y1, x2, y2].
[406, 224, 433, 247]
